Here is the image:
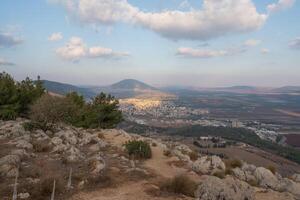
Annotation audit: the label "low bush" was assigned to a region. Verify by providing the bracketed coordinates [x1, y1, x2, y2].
[29, 92, 123, 130]
[247, 179, 259, 187]
[188, 151, 198, 161]
[124, 140, 152, 159]
[32, 140, 51, 153]
[225, 159, 242, 169]
[29, 177, 64, 200]
[160, 174, 197, 197]
[163, 149, 172, 157]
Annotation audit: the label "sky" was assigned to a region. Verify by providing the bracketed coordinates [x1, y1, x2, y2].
[0, 0, 299, 87]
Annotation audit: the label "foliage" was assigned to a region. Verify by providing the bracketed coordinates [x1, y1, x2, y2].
[225, 159, 243, 169]
[124, 140, 152, 159]
[0, 72, 44, 120]
[82, 92, 123, 129]
[160, 174, 197, 197]
[29, 91, 122, 130]
[29, 94, 75, 130]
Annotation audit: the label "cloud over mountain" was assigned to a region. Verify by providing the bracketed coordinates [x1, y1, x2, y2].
[51, 0, 268, 41]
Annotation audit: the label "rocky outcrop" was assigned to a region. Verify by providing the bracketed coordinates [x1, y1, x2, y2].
[192, 156, 225, 174]
[0, 154, 20, 177]
[292, 174, 300, 183]
[254, 167, 279, 189]
[0, 119, 27, 139]
[89, 155, 106, 175]
[195, 175, 254, 200]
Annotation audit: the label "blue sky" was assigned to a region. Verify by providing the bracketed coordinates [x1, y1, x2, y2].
[0, 0, 299, 87]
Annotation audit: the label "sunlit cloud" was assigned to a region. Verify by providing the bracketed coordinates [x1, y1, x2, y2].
[51, 0, 268, 41]
[48, 32, 63, 41]
[56, 36, 129, 62]
[267, 0, 295, 13]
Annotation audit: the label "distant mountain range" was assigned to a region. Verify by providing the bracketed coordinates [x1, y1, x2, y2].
[42, 79, 300, 99]
[42, 79, 170, 99]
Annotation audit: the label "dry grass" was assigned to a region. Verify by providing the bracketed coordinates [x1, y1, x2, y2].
[225, 159, 243, 169]
[188, 151, 198, 161]
[27, 176, 65, 200]
[212, 171, 226, 179]
[247, 179, 259, 187]
[160, 174, 197, 197]
[32, 140, 51, 153]
[267, 165, 277, 175]
[163, 149, 171, 157]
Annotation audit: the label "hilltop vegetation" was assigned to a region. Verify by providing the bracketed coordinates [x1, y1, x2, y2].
[0, 72, 44, 120]
[0, 72, 123, 129]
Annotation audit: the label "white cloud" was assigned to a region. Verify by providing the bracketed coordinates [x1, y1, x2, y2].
[179, 0, 191, 9]
[56, 36, 129, 61]
[289, 37, 300, 50]
[267, 0, 295, 13]
[244, 39, 261, 47]
[48, 32, 63, 41]
[261, 48, 270, 54]
[0, 31, 23, 47]
[0, 57, 15, 66]
[51, 0, 268, 41]
[176, 47, 246, 58]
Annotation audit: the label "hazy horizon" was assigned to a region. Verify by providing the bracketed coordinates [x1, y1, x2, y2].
[1, 0, 300, 87]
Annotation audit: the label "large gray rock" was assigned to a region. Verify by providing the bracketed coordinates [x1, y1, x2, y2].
[89, 155, 106, 175]
[66, 146, 85, 162]
[55, 130, 78, 145]
[0, 121, 26, 138]
[0, 154, 21, 177]
[254, 167, 279, 189]
[292, 174, 300, 183]
[15, 139, 33, 150]
[195, 175, 254, 200]
[232, 164, 256, 183]
[192, 156, 225, 174]
[172, 149, 191, 162]
[278, 178, 300, 199]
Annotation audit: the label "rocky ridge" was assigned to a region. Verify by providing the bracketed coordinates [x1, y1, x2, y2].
[0, 119, 300, 200]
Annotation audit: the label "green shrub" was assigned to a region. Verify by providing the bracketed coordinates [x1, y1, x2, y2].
[124, 140, 152, 159]
[78, 93, 123, 129]
[160, 174, 197, 197]
[0, 72, 44, 120]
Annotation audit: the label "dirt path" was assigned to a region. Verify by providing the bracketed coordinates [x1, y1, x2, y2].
[70, 180, 192, 200]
